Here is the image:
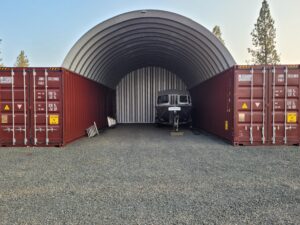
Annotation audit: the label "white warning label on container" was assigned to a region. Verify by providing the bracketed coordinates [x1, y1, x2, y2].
[48, 91, 57, 100]
[277, 74, 284, 82]
[48, 77, 60, 81]
[288, 88, 297, 97]
[238, 74, 252, 82]
[0, 77, 13, 84]
[48, 103, 58, 112]
[288, 74, 299, 79]
[239, 113, 246, 122]
[287, 100, 297, 110]
[1, 115, 8, 124]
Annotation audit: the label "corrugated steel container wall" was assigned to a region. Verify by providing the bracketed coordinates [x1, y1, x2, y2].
[116, 67, 187, 123]
[191, 65, 300, 146]
[191, 67, 234, 142]
[0, 68, 114, 147]
[62, 69, 114, 144]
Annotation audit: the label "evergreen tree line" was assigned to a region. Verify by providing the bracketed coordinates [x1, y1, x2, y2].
[212, 0, 279, 64]
[0, 41, 30, 67]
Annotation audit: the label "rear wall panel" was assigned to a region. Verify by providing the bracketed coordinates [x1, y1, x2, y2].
[116, 67, 187, 123]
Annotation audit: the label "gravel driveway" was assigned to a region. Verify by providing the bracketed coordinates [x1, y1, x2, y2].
[0, 125, 299, 225]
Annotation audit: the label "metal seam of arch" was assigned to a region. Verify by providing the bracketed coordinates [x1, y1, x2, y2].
[82, 30, 216, 83]
[73, 20, 223, 83]
[91, 42, 208, 84]
[79, 30, 215, 81]
[75, 20, 223, 78]
[103, 53, 200, 87]
[63, 10, 236, 89]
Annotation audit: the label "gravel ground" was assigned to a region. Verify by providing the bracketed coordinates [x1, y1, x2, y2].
[0, 124, 299, 225]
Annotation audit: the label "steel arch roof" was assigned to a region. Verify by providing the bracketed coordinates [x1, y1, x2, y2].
[62, 10, 236, 88]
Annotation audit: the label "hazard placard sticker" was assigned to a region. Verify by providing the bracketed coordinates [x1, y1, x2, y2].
[287, 112, 297, 123]
[1, 115, 8, 124]
[49, 115, 59, 125]
[225, 120, 229, 130]
[4, 105, 10, 111]
[242, 103, 248, 110]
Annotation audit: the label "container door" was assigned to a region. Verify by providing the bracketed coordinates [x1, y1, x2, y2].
[235, 67, 267, 145]
[269, 66, 299, 145]
[0, 69, 30, 146]
[30, 69, 63, 146]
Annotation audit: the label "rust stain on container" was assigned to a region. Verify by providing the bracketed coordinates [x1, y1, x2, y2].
[0, 68, 115, 147]
[191, 65, 300, 146]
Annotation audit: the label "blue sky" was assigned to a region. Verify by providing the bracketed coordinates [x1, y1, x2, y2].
[0, 0, 299, 66]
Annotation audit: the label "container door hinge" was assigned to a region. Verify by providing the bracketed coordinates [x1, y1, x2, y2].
[284, 66, 288, 144]
[11, 69, 16, 145]
[33, 69, 37, 146]
[250, 67, 254, 144]
[45, 69, 49, 146]
[262, 67, 266, 144]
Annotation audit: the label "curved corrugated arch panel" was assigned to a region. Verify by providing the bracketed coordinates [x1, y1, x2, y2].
[62, 10, 236, 89]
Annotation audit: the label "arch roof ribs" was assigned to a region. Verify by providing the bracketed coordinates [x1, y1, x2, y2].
[63, 10, 236, 89]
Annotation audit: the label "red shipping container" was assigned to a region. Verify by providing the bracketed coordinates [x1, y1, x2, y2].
[0, 68, 115, 147]
[191, 65, 300, 146]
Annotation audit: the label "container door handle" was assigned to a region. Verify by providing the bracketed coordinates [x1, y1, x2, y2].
[23, 69, 27, 145]
[33, 69, 37, 145]
[262, 67, 266, 144]
[250, 68, 254, 144]
[11, 69, 16, 145]
[45, 69, 49, 145]
[284, 67, 288, 144]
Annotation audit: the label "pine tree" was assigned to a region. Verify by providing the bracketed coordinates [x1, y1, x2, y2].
[14, 50, 29, 67]
[212, 25, 225, 45]
[248, 0, 280, 64]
